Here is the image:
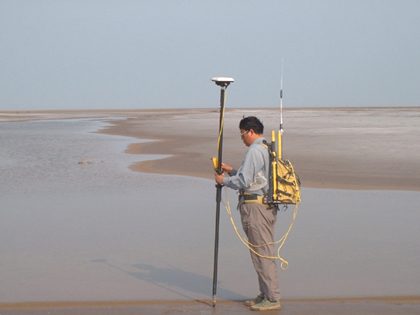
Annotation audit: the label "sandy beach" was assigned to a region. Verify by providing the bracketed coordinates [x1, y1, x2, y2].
[2, 107, 419, 191]
[1, 107, 419, 314]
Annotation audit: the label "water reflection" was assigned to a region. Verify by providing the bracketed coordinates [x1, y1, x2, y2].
[0, 119, 419, 302]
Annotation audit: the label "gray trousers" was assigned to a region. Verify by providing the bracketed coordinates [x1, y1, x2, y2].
[240, 203, 281, 302]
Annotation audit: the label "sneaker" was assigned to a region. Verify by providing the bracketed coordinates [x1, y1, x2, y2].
[244, 294, 264, 307]
[250, 299, 281, 311]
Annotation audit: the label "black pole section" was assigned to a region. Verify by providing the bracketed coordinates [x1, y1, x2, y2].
[212, 86, 226, 307]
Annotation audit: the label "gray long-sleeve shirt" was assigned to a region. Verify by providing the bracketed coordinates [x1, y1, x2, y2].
[223, 137, 269, 196]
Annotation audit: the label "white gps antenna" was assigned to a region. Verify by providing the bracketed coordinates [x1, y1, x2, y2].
[211, 77, 235, 87]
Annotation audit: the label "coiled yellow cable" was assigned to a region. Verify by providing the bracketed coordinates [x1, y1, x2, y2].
[222, 187, 298, 270]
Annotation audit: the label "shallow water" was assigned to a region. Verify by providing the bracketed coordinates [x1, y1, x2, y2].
[0, 119, 419, 302]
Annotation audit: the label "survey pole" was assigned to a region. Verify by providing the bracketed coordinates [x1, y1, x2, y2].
[211, 77, 234, 307]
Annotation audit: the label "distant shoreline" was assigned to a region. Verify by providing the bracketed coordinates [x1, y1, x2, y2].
[1, 107, 419, 191]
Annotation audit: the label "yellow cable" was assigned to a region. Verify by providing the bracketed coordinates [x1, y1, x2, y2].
[222, 187, 298, 270]
[216, 91, 227, 154]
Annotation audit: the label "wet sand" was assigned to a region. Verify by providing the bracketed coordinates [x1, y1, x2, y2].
[1, 107, 419, 314]
[2, 107, 419, 191]
[2, 296, 420, 315]
[99, 107, 420, 191]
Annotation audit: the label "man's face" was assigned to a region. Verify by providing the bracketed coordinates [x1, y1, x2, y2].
[240, 129, 251, 147]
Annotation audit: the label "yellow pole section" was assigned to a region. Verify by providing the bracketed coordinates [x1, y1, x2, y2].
[271, 130, 278, 200]
[278, 131, 282, 159]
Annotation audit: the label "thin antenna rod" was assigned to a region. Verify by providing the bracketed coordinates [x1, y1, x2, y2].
[280, 58, 284, 132]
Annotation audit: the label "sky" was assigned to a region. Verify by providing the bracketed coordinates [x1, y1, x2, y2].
[1, 0, 419, 111]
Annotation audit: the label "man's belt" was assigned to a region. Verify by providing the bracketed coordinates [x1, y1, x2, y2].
[239, 192, 267, 206]
[243, 194, 259, 201]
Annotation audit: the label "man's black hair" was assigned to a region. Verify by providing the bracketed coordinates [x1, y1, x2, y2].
[239, 116, 264, 135]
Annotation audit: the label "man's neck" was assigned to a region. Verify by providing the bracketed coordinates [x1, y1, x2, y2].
[250, 134, 263, 144]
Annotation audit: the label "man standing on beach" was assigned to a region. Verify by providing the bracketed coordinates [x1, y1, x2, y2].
[215, 116, 281, 311]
